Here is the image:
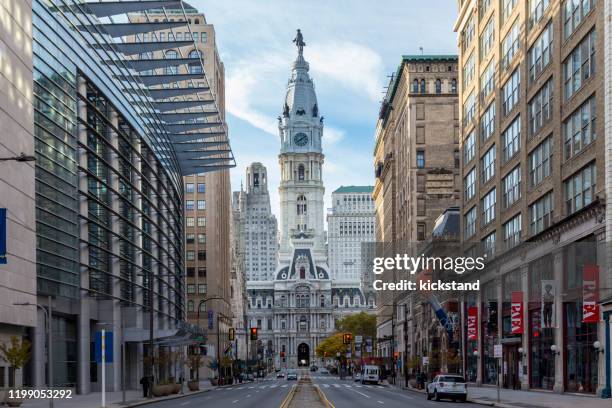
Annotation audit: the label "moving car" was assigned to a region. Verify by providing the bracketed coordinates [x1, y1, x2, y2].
[353, 372, 362, 382]
[286, 370, 298, 380]
[276, 372, 285, 378]
[361, 365, 380, 384]
[426, 375, 467, 402]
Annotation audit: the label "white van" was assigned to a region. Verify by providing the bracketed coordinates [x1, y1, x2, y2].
[361, 365, 380, 384]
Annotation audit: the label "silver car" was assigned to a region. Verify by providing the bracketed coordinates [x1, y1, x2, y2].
[426, 375, 467, 402]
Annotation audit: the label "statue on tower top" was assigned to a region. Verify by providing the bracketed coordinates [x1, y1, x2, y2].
[293, 29, 305, 54]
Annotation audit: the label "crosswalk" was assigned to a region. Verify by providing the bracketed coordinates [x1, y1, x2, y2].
[216, 382, 386, 391]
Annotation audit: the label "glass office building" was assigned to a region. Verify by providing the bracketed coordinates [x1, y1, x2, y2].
[30, 0, 232, 392]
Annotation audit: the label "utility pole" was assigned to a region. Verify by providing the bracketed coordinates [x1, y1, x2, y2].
[148, 274, 154, 398]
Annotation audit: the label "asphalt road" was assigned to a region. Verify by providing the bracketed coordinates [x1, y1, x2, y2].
[142, 377, 294, 408]
[311, 373, 484, 408]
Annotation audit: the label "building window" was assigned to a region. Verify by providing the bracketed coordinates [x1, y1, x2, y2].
[198, 234, 206, 244]
[417, 174, 426, 193]
[480, 0, 493, 17]
[416, 150, 425, 168]
[417, 222, 426, 241]
[464, 92, 476, 125]
[530, 191, 553, 235]
[198, 284, 207, 294]
[201, 32, 208, 43]
[199, 301, 206, 312]
[564, 162, 596, 215]
[464, 207, 476, 239]
[464, 167, 476, 200]
[186, 217, 195, 227]
[197, 183, 205, 193]
[186, 251, 195, 261]
[480, 60, 495, 99]
[501, 19, 520, 69]
[528, 0, 550, 28]
[186, 233, 195, 244]
[463, 15, 475, 50]
[197, 217, 206, 227]
[197, 200, 206, 210]
[435, 79, 442, 94]
[187, 284, 196, 294]
[454, 149, 460, 168]
[417, 198, 426, 216]
[480, 18, 495, 60]
[416, 126, 425, 144]
[164, 50, 179, 74]
[188, 50, 203, 74]
[528, 79, 553, 137]
[464, 131, 475, 163]
[503, 213, 522, 249]
[420, 79, 426, 94]
[412, 79, 419, 93]
[481, 144, 496, 183]
[198, 268, 206, 277]
[451, 79, 457, 94]
[502, 0, 518, 22]
[186, 200, 194, 211]
[481, 188, 496, 225]
[187, 267, 195, 277]
[481, 102, 495, 142]
[502, 116, 521, 162]
[463, 53, 475, 88]
[528, 22, 553, 83]
[298, 165, 305, 180]
[563, 30, 596, 100]
[529, 136, 552, 186]
[563, 96, 596, 160]
[502, 69, 520, 116]
[483, 231, 496, 257]
[564, 0, 595, 40]
[198, 250, 206, 261]
[297, 195, 307, 215]
[187, 300, 194, 312]
[502, 166, 521, 208]
[186, 183, 195, 193]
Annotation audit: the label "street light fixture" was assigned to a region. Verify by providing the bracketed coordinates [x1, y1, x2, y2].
[13, 296, 53, 408]
[0, 153, 36, 162]
[550, 345, 560, 356]
[593, 341, 604, 354]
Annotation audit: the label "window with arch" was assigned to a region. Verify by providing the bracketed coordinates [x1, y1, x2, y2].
[187, 300, 194, 312]
[451, 79, 457, 93]
[199, 301, 206, 312]
[412, 79, 419, 93]
[320, 295, 325, 307]
[297, 195, 307, 215]
[194, 18, 200, 24]
[435, 79, 442, 94]
[298, 164, 305, 180]
[165, 50, 179, 75]
[188, 50, 202, 74]
[420, 79, 426, 93]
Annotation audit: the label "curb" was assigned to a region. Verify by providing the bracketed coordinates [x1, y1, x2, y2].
[314, 384, 335, 408]
[120, 384, 236, 408]
[279, 383, 298, 408]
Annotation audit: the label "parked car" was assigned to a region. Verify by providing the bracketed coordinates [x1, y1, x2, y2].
[310, 365, 318, 372]
[353, 372, 362, 382]
[426, 375, 467, 402]
[286, 370, 298, 380]
[361, 365, 380, 384]
[319, 368, 329, 375]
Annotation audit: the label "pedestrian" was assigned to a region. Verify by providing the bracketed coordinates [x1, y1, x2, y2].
[140, 375, 149, 398]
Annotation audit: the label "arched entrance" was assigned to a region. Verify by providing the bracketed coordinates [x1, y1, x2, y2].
[297, 343, 310, 367]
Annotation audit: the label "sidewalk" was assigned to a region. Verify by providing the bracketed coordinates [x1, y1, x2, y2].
[401, 382, 610, 408]
[21, 380, 218, 408]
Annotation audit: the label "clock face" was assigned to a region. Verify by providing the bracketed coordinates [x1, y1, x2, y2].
[294, 132, 308, 147]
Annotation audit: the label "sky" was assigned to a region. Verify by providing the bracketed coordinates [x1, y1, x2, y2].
[190, 0, 459, 219]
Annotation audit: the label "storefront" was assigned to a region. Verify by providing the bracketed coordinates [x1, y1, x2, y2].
[481, 282, 498, 385]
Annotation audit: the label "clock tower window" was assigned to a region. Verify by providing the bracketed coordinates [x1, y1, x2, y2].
[298, 165, 305, 181]
[297, 195, 307, 215]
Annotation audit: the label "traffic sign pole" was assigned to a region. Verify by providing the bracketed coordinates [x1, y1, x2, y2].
[102, 329, 106, 408]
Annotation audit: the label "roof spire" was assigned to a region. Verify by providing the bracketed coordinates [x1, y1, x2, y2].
[293, 29, 305, 55]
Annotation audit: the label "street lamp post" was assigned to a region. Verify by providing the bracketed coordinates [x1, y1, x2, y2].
[13, 296, 53, 408]
[0, 153, 36, 162]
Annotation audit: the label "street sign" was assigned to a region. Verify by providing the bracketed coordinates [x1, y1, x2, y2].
[422, 356, 429, 365]
[494, 344, 503, 358]
[208, 310, 214, 329]
[0, 209, 7, 264]
[366, 345, 372, 353]
[355, 335, 363, 344]
[94, 331, 113, 363]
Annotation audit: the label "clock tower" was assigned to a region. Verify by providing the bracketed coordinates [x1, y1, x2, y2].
[278, 30, 326, 257]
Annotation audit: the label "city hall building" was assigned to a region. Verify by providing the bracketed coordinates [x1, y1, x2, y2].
[26, 0, 232, 392]
[244, 33, 372, 369]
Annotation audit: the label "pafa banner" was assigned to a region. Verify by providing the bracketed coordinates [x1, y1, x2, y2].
[511, 291, 523, 334]
[582, 265, 600, 323]
[467, 306, 478, 341]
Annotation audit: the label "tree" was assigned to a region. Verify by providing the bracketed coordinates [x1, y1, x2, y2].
[315, 333, 348, 358]
[0, 336, 31, 388]
[186, 353, 203, 380]
[336, 312, 376, 338]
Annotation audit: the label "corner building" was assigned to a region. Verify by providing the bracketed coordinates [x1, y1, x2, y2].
[455, 0, 607, 396]
[30, 0, 232, 392]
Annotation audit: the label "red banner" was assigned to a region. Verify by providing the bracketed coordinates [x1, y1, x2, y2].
[582, 265, 600, 323]
[511, 292, 523, 334]
[467, 306, 478, 341]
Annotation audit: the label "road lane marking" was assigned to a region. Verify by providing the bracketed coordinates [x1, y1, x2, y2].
[232, 400, 239, 404]
[281, 384, 288, 388]
[377, 401, 384, 404]
[333, 384, 340, 388]
[348, 388, 371, 398]
[246, 394, 251, 398]
[323, 384, 330, 388]
[180, 402, 190, 406]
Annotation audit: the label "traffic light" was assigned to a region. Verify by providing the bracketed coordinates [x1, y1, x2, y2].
[229, 328, 235, 341]
[250, 327, 258, 341]
[343, 333, 352, 345]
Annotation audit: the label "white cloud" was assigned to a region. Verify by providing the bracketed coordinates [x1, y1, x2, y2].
[307, 41, 384, 102]
[323, 126, 345, 146]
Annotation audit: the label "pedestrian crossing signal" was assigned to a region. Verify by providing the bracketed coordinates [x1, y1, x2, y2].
[343, 333, 352, 345]
[229, 328, 235, 341]
[250, 327, 258, 340]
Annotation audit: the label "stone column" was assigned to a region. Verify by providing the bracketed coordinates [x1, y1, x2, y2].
[553, 249, 564, 393]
